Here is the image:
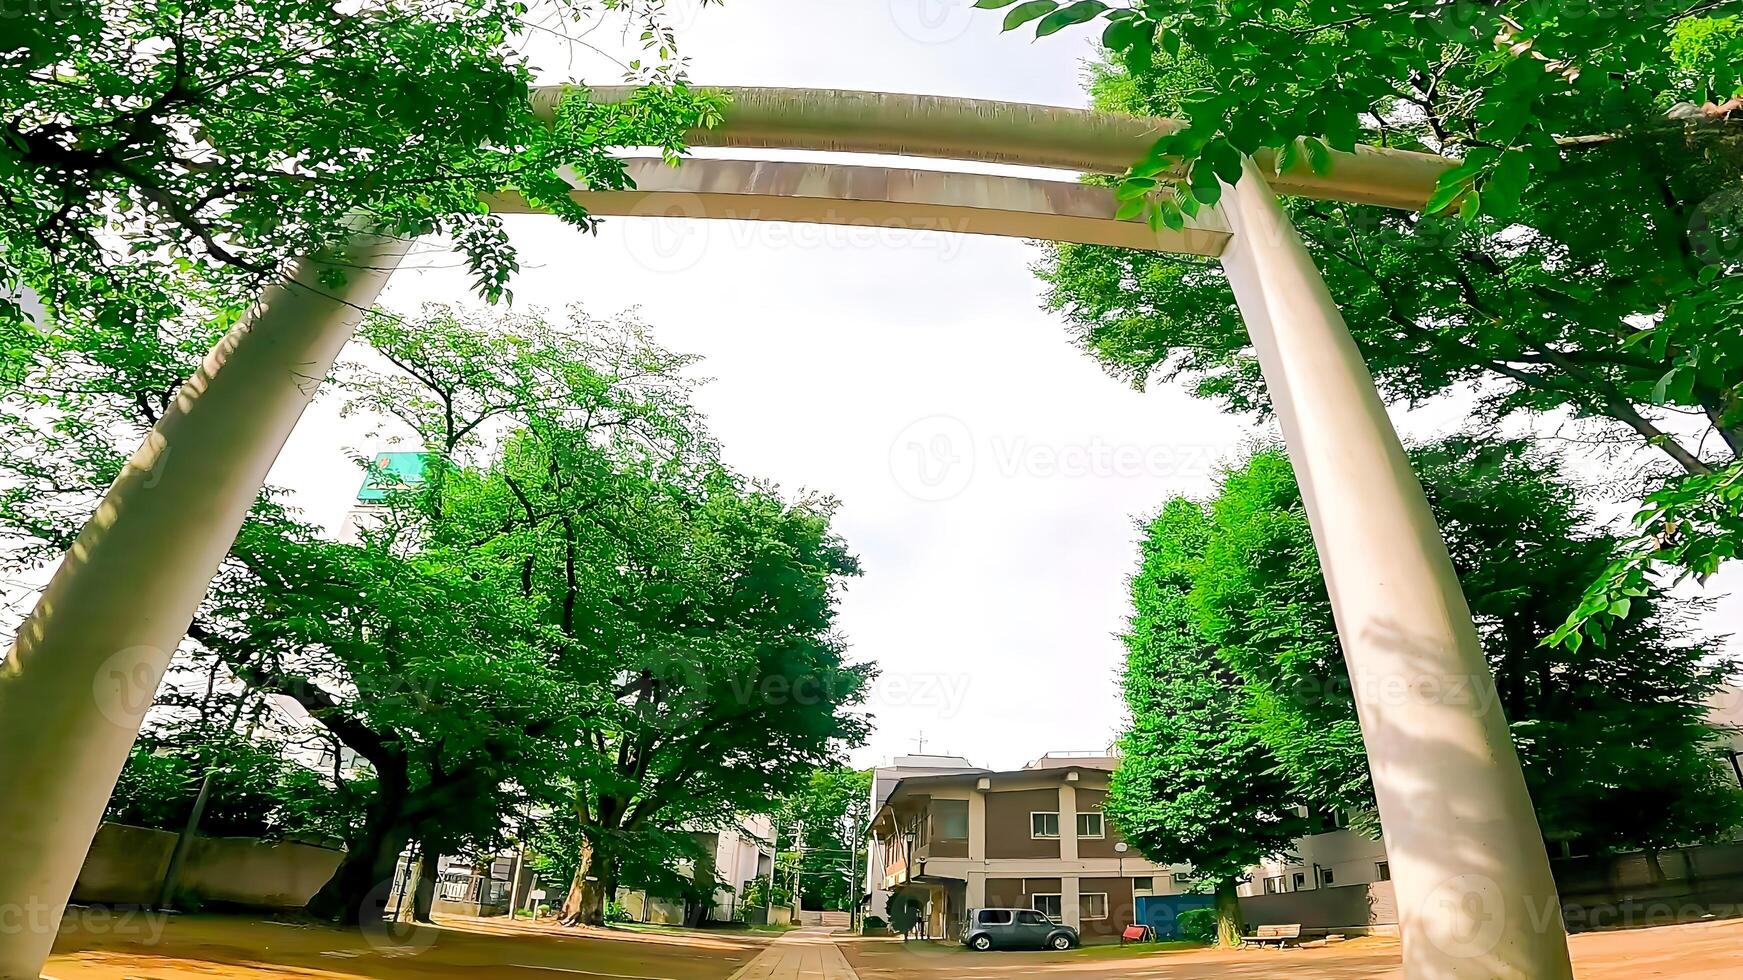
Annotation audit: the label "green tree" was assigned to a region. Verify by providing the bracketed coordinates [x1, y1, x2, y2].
[338, 305, 874, 927]
[1153, 439, 1743, 855]
[1033, 29, 1743, 646]
[1105, 498, 1312, 947]
[2, 0, 722, 365]
[984, 1, 1742, 224]
[776, 767, 873, 912]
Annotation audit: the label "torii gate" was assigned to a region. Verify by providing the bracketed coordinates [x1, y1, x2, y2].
[0, 88, 1571, 979]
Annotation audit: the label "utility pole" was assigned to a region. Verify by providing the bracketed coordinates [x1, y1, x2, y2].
[792, 820, 805, 918]
[847, 815, 862, 933]
[764, 820, 780, 923]
[508, 798, 533, 917]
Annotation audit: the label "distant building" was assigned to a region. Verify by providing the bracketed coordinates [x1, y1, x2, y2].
[863, 754, 988, 927]
[337, 451, 426, 543]
[867, 752, 1202, 944]
[621, 814, 776, 925]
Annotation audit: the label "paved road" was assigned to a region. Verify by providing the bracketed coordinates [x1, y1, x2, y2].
[836, 918, 1743, 980]
[725, 927, 857, 980]
[46, 912, 767, 980]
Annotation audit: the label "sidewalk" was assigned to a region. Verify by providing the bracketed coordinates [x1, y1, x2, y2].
[726, 927, 859, 980]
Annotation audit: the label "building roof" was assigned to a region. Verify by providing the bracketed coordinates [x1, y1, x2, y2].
[355, 451, 427, 502]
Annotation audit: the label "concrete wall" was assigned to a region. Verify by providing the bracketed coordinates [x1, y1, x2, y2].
[1077, 875, 1134, 942]
[72, 822, 342, 909]
[1239, 880, 1398, 935]
[1554, 842, 1743, 932]
[984, 790, 1060, 859]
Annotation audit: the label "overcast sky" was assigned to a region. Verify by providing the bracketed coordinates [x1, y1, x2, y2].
[264, 0, 1741, 774]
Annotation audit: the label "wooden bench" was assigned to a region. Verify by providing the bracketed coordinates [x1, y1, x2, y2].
[1120, 924, 1154, 945]
[1248, 923, 1302, 948]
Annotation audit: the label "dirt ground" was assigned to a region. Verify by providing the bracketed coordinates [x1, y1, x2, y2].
[837, 917, 1743, 979]
[40, 911, 1743, 979]
[44, 911, 769, 980]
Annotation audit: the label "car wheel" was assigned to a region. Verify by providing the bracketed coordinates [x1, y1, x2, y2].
[971, 935, 993, 951]
[1050, 934, 1072, 950]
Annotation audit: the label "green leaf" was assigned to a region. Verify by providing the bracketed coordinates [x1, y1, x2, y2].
[1424, 172, 1468, 215]
[973, 0, 1023, 7]
[1002, 0, 1059, 31]
[1036, 0, 1106, 37]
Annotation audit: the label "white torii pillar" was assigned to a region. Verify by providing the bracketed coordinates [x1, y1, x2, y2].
[1218, 158, 1573, 979]
[0, 232, 409, 979]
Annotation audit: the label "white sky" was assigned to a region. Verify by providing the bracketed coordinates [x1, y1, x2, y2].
[263, 0, 1741, 773]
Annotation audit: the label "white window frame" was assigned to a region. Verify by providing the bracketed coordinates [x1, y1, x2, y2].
[1030, 894, 1063, 919]
[1132, 876, 1154, 895]
[1075, 811, 1105, 839]
[1375, 861, 1390, 881]
[1319, 866, 1336, 887]
[1292, 871, 1308, 891]
[1030, 811, 1061, 839]
[1171, 871, 1194, 884]
[1263, 875, 1284, 894]
[1080, 892, 1109, 920]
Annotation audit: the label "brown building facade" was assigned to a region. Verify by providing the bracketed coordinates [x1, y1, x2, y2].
[868, 755, 1198, 943]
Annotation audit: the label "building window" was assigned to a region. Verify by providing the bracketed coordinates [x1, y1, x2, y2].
[1292, 872, 1307, 891]
[1030, 812, 1061, 839]
[1076, 812, 1104, 838]
[1132, 876, 1154, 895]
[1171, 871, 1194, 884]
[1319, 867, 1336, 887]
[1263, 876, 1283, 894]
[1081, 893, 1109, 920]
[1031, 894, 1063, 919]
[1375, 861, 1391, 881]
[934, 800, 969, 841]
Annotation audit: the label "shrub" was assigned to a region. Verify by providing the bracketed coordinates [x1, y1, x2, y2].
[1177, 907, 1217, 945]
[861, 914, 886, 934]
[605, 900, 633, 923]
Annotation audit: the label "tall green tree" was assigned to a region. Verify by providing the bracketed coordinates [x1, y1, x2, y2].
[344, 305, 874, 928]
[1015, 7, 1743, 651]
[777, 767, 873, 912]
[1146, 439, 1743, 856]
[2, 0, 721, 363]
[1105, 498, 1312, 947]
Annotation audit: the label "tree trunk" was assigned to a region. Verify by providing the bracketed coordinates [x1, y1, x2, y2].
[307, 786, 411, 926]
[1214, 877, 1244, 948]
[412, 846, 438, 923]
[560, 835, 610, 926]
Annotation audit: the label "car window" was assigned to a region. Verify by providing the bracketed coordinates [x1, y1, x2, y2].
[979, 909, 1012, 925]
[1015, 911, 1047, 925]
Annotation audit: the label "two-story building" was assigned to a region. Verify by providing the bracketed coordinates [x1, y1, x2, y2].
[868, 753, 1200, 943]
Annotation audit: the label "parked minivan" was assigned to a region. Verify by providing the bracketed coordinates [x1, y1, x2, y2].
[960, 907, 1080, 951]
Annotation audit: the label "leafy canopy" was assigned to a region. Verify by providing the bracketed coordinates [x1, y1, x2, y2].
[1, 0, 723, 360]
[1151, 439, 1743, 853]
